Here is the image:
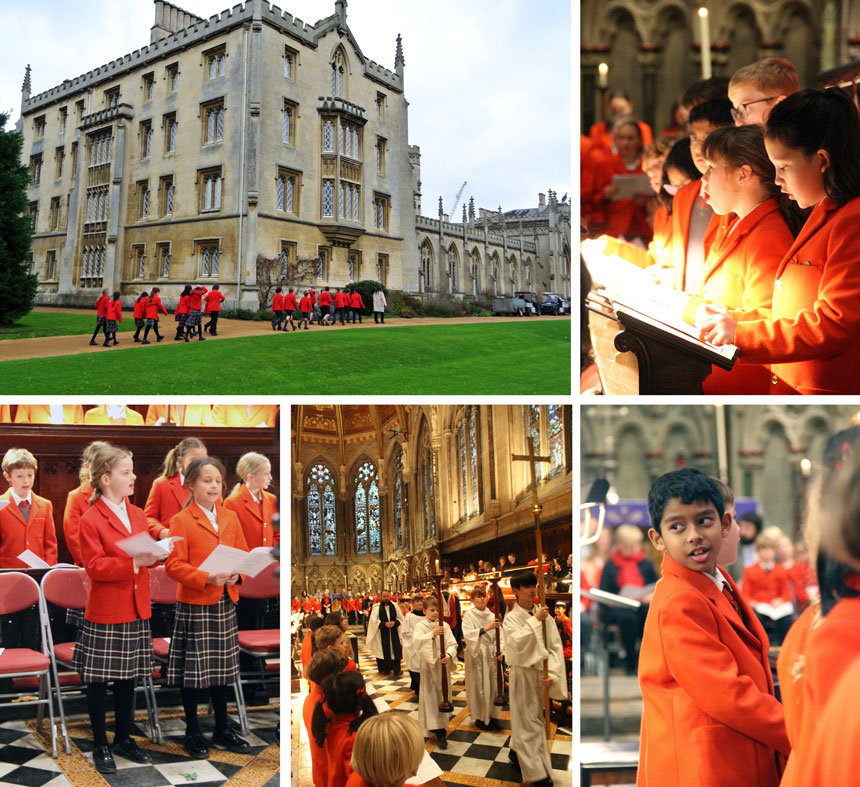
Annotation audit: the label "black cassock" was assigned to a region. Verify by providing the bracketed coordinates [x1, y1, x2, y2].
[376, 601, 402, 674]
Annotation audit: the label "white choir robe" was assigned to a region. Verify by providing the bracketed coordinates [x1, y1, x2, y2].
[366, 601, 406, 661]
[503, 602, 568, 783]
[462, 607, 505, 724]
[401, 610, 424, 673]
[413, 618, 458, 734]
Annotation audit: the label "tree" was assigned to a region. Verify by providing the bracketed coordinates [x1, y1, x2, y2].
[351, 280, 387, 316]
[0, 113, 38, 324]
[255, 252, 319, 310]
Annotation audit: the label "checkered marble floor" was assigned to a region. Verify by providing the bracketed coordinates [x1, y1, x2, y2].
[292, 633, 572, 787]
[0, 703, 280, 787]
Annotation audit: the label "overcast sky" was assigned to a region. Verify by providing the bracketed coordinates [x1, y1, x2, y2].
[0, 0, 570, 213]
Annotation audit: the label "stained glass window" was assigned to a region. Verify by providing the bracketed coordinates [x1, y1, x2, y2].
[548, 404, 565, 479]
[469, 406, 479, 513]
[354, 461, 380, 554]
[459, 422, 467, 519]
[528, 404, 542, 485]
[394, 445, 407, 549]
[308, 463, 336, 556]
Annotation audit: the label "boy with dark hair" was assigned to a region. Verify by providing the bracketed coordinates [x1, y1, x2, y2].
[637, 468, 789, 787]
[503, 570, 567, 787]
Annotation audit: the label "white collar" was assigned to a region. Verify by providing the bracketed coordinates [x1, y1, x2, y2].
[101, 495, 131, 531]
[10, 490, 32, 506]
[197, 502, 219, 531]
[703, 568, 727, 592]
[247, 486, 262, 504]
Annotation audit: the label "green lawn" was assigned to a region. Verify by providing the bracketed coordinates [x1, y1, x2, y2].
[0, 321, 571, 394]
[0, 311, 136, 340]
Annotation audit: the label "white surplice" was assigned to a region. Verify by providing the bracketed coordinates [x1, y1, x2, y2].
[401, 610, 425, 672]
[503, 602, 568, 783]
[366, 600, 405, 660]
[461, 606, 505, 724]
[413, 617, 458, 733]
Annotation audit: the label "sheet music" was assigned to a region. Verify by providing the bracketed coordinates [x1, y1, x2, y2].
[116, 533, 183, 558]
[16, 551, 78, 570]
[611, 173, 652, 201]
[198, 544, 276, 577]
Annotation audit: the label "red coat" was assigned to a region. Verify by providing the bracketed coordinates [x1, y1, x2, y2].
[637, 553, 789, 787]
[79, 497, 152, 624]
[670, 178, 721, 291]
[176, 295, 190, 316]
[324, 713, 359, 787]
[302, 599, 314, 615]
[303, 683, 328, 787]
[0, 491, 58, 568]
[133, 299, 147, 319]
[106, 299, 122, 322]
[204, 290, 225, 313]
[224, 483, 278, 549]
[165, 501, 249, 605]
[589, 120, 654, 153]
[63, 481, 93, 565]
[334, 292, 348, 308]
[143, 473, 189, 535]
[95, 294, 109, 316]
[188, 286, 208, 311]
[319, 290, 333, 307]
[284, 291, 298, 311]
[300, 295, 312, 312]
[309, 289, 317, 305]
[741, 562, 790, 606]
[776, 602, 817, 753]
[271, 292, 284, 312]
[145, 294, 168, 320]
[785, 560, 815, 608]
[733, 195, 860, 394]
[349, 292, 364, 308]
[590, 153, 652, 241]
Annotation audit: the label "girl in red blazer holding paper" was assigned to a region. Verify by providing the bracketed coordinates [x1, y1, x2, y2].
[73, 443, 160, 774]
[132, 291, 148, 343]
[203, 284, 225, 335]
[142, 286, 168, 344]
[699, 89, 860, 394]
[144, 438, 207, 538]
[224, 452, 277, 550]
[90, 288, 110, 345]
[174, 285, 191, 341]
[164, 457, 251, 757]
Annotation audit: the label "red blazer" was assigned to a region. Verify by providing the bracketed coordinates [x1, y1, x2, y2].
[106, 299, 122, 321]
[271, 292, 284, 312]
[309, 289, 317, 305]
[0, 491, 58, 568]
[300, 295, 312, 312]
[302, 599, 314, 614]
[319, 291, 333, 306]
[334, 292, 348, 308]
[133, 299, 147, 319]
[165, 501, 249, 605]
[734, 195, 860, 393]
[188, 286, 208, 310]
[776, 602, 817, 753]
[324, 714, 359, 787]
[284, 291, 298, 311]
[670, 178, 721, 291]
[204, 290, 225, 313]
[785, 561, 815, 608]
[301, 629, 314, 671]
[303, 683, 328, 787]
[637, 553, 789, 787]
[224, 484, 278, 549]
[79, 497, 152, 624]
[349, 292, 364, 308]
[144, 473, 189, 535]
[176, 295, 190, 315]
[84, 405, 144, 426]
[63, 481, 93, 565]
[591, 153, 652, 241]
[741, 562, 790, 606]
[14, 404, 83, 424]
[95, 295, 109, 316]
[145, 294, 168, 320]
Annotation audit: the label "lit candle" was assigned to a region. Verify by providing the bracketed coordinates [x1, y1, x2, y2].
[435, 558, 440, 574]
[698, 8, 711, 79]
[598, 62, 609, 89]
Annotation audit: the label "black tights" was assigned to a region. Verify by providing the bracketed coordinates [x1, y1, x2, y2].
[143, 323, 162, 341]
[86, 679, 135, 747]
[181, 685, 230, 734]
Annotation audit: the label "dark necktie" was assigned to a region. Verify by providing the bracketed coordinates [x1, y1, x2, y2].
[18, 500, 31, 522]
[722, 585, 741, 617]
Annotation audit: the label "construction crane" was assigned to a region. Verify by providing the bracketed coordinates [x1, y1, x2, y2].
[451, 181, 467, 215]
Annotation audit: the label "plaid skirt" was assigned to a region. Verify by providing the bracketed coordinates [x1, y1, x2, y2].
[175, 313, 187, 324]
[106, 320, 117, 332]
[134, 318, 145, 328]
[146, 317, 159, 326]
[186, 310, 202, 327]
[96, 315, 106, 326]
[166, 594, 239, 688]
[73, 617, 154, 683]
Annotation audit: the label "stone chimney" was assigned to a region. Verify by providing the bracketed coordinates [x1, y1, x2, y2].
[151, 0, 204, 44]
[538, 192, 546, 208]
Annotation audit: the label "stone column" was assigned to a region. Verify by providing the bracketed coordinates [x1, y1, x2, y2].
[821, 1, 839, 72]
[637, 45, 662, 134]
[104, 119, 128, 294]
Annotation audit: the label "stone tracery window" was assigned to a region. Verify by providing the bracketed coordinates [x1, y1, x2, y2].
[308, 463, 337, 556]
[354, 461, 381, 554]
[393, 444, 408, 550]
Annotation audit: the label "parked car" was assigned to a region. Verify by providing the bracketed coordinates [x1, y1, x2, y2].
[493, 295, 530, 316]
[513, 291, 539, 315]
[541, 292, 570, 315]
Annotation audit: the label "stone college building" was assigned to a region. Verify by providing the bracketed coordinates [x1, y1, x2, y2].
[18, 0, 571, 309]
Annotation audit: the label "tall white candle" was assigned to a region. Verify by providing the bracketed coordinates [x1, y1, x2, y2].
[699, 8, 712, 79]
[598, 62, 609, 89]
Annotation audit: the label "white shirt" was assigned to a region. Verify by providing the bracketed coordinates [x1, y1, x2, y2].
[105, 404, 127, 421]
[49, 404, 65, 424]
[703, 567, 727, 593]
[248, 487, 262, 505]
[101, 496, 132, 533]
[199, 503, 219, 533]
[10, 490, 32, 506]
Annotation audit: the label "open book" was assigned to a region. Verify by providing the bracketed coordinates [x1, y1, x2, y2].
[198, 545, 276, 578]
[753, 601, 794, 621]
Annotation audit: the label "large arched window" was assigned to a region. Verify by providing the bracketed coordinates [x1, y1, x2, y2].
[330, 48, 346, 97]
[354, 460, 381, 554]
[547, 404, 565, 479]
[308, 463, 337, 556]
[456, 405, 482, 519]
[521, 405, 567, 488]
[393, 445, 408, 550]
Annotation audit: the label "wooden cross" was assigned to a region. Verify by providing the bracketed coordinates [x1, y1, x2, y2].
[511, 442, 552, 736]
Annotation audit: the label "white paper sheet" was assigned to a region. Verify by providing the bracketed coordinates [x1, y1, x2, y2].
[611, 173, 652, 201]
[16, 550, 77, 570]
[115, 533, 183, 558]
[405, 751, 445, 785]
[754, 601, 794, 620]
[0, 649, 4, 657]
[198, 545, 276, 577]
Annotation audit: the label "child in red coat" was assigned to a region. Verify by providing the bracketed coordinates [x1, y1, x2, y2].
[742, 533, 792, 644]
[349, 289, 365, 323]
[283, 287, 298, 332]
[299, 291, 312, 330]
[304, 649, 349, 787]
[174, 285, 191, 341]
[271, 288, 284, 331]
[132, 292, 149, 342]
[142, 287, 168, 344]
[103, 291, 123, 347]
[347, 713, 425, 787]
[203, 284, 225, 335]
[187, 284, 208, 341]
[311, 670, 378, 787]
[90, 288, 110, 345]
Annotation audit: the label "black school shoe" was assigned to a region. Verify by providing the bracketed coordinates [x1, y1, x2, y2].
[183, 733, 210, 758]
[211, 727, 251, 753]
[435, 729, 448, 749]
[113, 737, 151, 763]
[93, 745, 117, 773]
[508, 749, 520, 770]
[534, 779, 554, 787]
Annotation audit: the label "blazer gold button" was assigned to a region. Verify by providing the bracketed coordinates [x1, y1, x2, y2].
[772, 375, 778, 384]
